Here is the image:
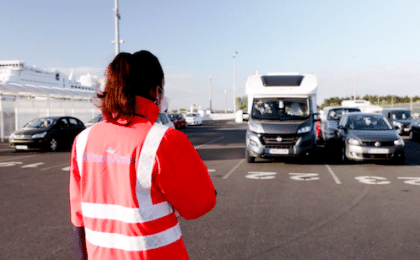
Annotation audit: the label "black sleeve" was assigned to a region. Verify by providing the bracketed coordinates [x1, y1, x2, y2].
[71, 225, 87, 260]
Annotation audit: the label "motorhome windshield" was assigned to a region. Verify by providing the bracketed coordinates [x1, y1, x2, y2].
[251, 98, 310, 120]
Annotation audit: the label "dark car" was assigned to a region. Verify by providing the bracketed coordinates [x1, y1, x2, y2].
[381, 108, 412, 135]
[335, 112, 405, 164]
[9, 116, 86, 151]
[320, 106, 361, 148]
[409, 117, 420, 141]
[168, 113, 186, 129]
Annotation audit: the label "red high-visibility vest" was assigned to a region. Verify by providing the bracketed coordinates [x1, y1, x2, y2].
[69, 97, 216, 259]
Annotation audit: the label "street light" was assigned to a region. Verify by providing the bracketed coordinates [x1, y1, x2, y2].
[209, 76, 212, 112]
[233, 51, 238, 114]
[224, 90, 228, 113]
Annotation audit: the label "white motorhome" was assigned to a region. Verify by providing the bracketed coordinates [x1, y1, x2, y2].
[245, 73, 319, 163]
[342, 100, 382, 113]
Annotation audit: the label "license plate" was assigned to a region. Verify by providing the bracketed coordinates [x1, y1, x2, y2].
[368, 148, 389, 154]
[15, 145, 28, 150]
[269, 148, 289, 155]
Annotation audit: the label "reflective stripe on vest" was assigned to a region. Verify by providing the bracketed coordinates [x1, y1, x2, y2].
[75, 123, 182, 251]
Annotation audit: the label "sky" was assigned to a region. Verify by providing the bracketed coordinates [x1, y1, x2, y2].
[1, 0, 420, 111]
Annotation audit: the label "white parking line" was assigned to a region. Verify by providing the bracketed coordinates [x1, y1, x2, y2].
[0, 154, 37, 162]
[194, 136, 225, 149]
[222, 159, 245, 179]
[325, 163, 342, 184]
[41, 163, 70, 171]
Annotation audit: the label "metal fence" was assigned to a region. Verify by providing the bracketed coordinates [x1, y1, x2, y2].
[0, 96, 100, 141]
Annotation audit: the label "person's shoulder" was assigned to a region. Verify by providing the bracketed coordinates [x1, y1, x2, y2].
[163, 126, 187, 140]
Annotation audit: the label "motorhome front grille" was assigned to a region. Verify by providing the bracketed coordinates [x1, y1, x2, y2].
[261, 134, 299, 145]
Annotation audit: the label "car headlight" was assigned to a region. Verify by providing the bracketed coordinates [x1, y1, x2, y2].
[394, 138, 405, 146]
[297, 125, 312, 134]
[348, 138, 361, 146]
[32, 131, 47, 139]
[249, 123, 264, 133]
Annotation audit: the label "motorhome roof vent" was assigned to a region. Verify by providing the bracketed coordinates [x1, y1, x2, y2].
[261, 75, 304, 87]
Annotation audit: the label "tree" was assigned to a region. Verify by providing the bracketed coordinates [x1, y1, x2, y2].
[236, 96, 248, 111]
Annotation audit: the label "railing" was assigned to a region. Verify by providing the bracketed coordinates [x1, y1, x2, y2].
[0, 96, 100, 141]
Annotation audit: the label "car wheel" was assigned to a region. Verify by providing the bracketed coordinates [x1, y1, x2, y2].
[246, 148, 255, 163]
[394, 153, 405, 165]
[49, 138, 58, 152]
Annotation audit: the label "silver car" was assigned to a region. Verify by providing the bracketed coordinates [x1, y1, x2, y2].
[320, 106, 360, 148]
[335, 113, 405, 164]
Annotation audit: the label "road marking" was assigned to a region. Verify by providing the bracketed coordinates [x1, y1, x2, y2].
[289, 173, 319, 181]
[355, 176, 391, 185]
[222, 159, 245, 179]
[0, 155, 37, 162]
[21, 162, 45, 168]
[398, 177, 420, 185]
[246, 172, 277, 179]
[41, 163, 71, 171]
[194, 136, 225, 149]
[325, 163, 342, 184]
[208, 169, 216, 173]
[0, 161, 23, 167]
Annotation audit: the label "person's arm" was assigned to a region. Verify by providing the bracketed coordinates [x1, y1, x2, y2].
[71, 226, 88, 260]
[155, 129, 216, 220]
[69, 136, 87, 259]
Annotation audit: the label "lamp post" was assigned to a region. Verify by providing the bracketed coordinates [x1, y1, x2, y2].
[224, 90, 228, 113]
[209, 76, 212, 112]
[352, 55, 356, 100]
[112, 0, 124, 55]
[233, 51, 238, 114]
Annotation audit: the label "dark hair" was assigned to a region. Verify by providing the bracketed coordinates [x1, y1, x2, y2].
[98, 50, 164, 122]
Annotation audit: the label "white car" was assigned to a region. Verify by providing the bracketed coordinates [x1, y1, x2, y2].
[185, 113, 203, 125]
[156, 113, 175, 128]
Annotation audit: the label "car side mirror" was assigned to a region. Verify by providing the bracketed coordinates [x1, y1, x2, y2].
[394, 125, 400, 130]
[313, 113, 320, 121]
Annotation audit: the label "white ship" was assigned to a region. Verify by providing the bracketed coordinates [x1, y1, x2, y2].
[0, 60, 98, 98]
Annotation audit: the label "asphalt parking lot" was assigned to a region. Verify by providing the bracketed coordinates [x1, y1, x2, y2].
[1, 120, 420, 259]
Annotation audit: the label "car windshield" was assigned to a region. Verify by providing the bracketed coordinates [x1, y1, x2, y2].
[24, 118, 56, 128]
[391, 111, 411, 120]
[186, 113, 197, 117]
[327, 108, 360, 120]
[251, 98, 310, 120]
[346, 115, 393, 130]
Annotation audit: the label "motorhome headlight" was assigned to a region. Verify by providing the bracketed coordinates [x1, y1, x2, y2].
[394, 138, 404, 146]
[347, 138, 361, 146]
[297, 125, 311, 134]
[248, 123, 264, 133]
[32, 131, 47, 139]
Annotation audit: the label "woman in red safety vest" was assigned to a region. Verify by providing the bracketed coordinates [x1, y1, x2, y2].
[69, 50, 217, 260]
